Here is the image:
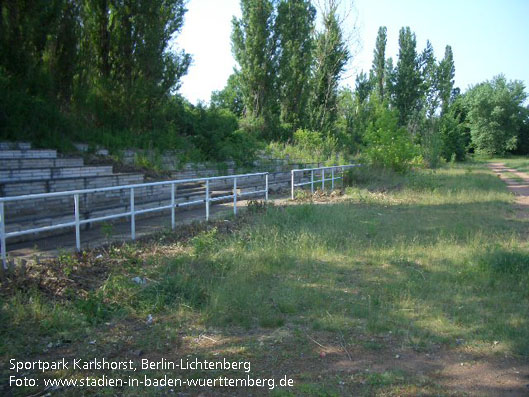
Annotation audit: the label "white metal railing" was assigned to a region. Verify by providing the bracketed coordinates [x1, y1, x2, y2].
[290, 164, 360, 200]
[0, 172, 269, 268]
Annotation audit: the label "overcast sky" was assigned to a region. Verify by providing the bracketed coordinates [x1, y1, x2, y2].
[173, 0, 529, 104]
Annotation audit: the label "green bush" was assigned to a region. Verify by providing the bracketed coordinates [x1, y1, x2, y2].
[363, 104, 418, 172]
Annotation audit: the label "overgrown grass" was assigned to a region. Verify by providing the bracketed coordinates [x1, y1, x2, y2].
[196, 164, 529, 355]
[1, 162, 528, 395]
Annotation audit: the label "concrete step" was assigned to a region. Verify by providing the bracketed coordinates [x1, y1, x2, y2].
[0, 173, 145, 196]
[0, 158, 84, 170]
[0, 142, 32, 150]
[0, 166, 113, 183]
[0, 149, 57, 159]
[4, 182, 205, 220]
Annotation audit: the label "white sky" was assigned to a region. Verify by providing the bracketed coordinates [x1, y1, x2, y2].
[174, 0, 529, 105]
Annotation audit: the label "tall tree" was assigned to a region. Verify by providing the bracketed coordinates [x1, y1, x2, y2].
[420, 40, 439, 118]
[371, 26, 387, 101]
[275, 0, 316, 131]
[464, 75, 527, 155]
[80, 0, 191, 129]
[49, 0, 80, 104]
[0, 0, 64, 84]
[384, 56, 396, 103]
[232, 0, 277, 131]
[393, 27, 422, 125]
[308, 2, 349, 134]
[437, 45, 455, 115]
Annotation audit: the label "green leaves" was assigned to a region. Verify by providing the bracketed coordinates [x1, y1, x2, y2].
[232, 0, 276, 126]
[275, 0, 316, 129]
[372, 26, 388, 101]
[307, 4, 349, 135]
[464, 75, 527, 155]
[363, 103, 418, 172]
[393, 27, 423, 126]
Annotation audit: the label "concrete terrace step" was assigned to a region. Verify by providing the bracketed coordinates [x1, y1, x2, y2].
[0, 142, 32, 150]
[0, 173, 145, 196]
[0, 158, 84, 170]
[4, 182, 206, 220]
[0, 149, 57, 159]
[0, 166, 113, 183]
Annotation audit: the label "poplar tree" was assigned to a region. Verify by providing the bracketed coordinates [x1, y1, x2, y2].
[420, 40, 439, 118]
[275, 0, 316, 130]
[231, 0, 277, 129]
[308, 3, 349, 134]
[437, 45, 455, 115]
[81, 0, 190, 129]
[371, 26, 387, 101]
[393, 27, 422, 125]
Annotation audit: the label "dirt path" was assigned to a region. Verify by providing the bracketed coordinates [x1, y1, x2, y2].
[489, 162, 529, 212]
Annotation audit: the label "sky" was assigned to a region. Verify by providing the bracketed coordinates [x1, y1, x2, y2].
[174, 0, 529, 105]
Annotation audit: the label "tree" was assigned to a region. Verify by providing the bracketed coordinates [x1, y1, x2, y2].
[384, 57, 396, 103]
[274, 0, 316, 131]
[232, 0, 277, 134]
[419, 40, 439, 118]
[210, 73, 245, 117]
[439, 97, 470, 161]
[437, 45, 455, 115]
[464, 75, 527, 155]
[50, 1, 80, 104]
[371, 26, 387, 101]
[393, 27, 422, 126]
[354, 71, 372, 104]
[80, 0, 191, 130]
[307, 2, 349, 134]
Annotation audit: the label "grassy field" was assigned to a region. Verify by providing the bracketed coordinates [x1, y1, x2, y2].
[1, 162, 528, 396]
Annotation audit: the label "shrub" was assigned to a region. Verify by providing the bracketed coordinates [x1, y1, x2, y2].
[363, 104, 418, 172]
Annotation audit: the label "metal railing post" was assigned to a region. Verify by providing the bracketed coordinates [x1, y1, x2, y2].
[291, 170, 295, 200]
[171, 183, 176, 230]
[130, 188, 135, 240]
[0, 202, 6, 269]
[322, 169, 325, 190]
[311, 170, 314, 194]
[74, 194, 81, 252]
[265, 173, 269, 201]
[205, 180, 210, 221]
[233, 177, 237, 215]
[331, 168, 335, 190]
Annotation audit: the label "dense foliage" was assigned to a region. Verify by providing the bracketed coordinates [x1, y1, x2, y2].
[463, 76, 528, 156]
[1, 0, 528, 167]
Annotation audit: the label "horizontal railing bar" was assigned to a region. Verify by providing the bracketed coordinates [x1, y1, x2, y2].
[294, 177, 343, 188]
[178, 199, 205, 207]
[6, 221, 77, 238]
[294, 181, 314, 187]
[79, 212, 131, 225]
[239, 190, 266, 196]
[292, 164, 360, 173]
[0, 172, 269, 203]
[135, 204, 173, 215]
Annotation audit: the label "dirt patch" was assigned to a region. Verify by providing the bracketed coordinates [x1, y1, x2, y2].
[488, 162, 529, 217]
